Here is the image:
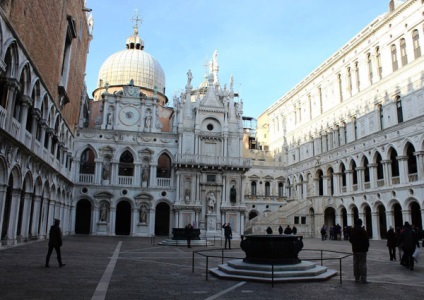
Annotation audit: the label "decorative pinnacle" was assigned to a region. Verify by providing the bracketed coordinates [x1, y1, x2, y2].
[131, 9, 142, 35]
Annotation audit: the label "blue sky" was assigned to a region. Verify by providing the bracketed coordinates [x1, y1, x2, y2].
[85, 0, 389, 119]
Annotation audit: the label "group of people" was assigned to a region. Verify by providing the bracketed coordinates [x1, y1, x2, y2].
[320, 224, 350, 241]
[275, 225, 297, 235]
[347, 219, 421, 284]
[386, 222, 421, 270]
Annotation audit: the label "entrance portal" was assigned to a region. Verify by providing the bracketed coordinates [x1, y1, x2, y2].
[115, 201, 131, 235]
[155, 202, 170, 236]
[75, 199, 91, 234]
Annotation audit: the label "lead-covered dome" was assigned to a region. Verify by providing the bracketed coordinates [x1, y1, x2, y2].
[96, 26, 165, 94]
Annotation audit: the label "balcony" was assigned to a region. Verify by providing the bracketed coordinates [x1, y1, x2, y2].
[408, 173, 418, 182]
[157, 178, 171, 187]
[175, 154, 251, 169]
[79, 174, 94, 184]
[118, 176, 133, 186]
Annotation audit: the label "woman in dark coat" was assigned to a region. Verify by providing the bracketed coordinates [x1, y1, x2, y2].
[386, 226, 397, 261]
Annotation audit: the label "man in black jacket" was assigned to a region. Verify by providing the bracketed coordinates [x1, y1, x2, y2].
[349, 218, 369, 283]
[45, 219, 65, 268]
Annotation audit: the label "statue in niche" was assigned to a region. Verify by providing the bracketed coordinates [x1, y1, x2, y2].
[145, 114, 151, 129]
[102, 161, 110, 180]
[230, 185, 237, 203]
[184, 189, 190, 203]
[142, 168, 149, 182]
[107, 112, 113, 125]
[207, 192, 216, 213]
[100, 203, 108, 222]
[139, 206, 147, 223]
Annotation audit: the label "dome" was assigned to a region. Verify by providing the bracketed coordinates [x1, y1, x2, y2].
[96, 26, 165, 94]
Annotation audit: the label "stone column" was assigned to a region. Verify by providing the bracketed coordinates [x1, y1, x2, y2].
[356, 167, 365, 191]
[402, 209, 411, 224]
[6, 189, 22, 245]
[385, 210, 394, 229]
[20, 192, 33, 240]
[131, 208, 138, 236]
[149, 163, 157, 187]
[322, 175, 329, 196]
[30, 195, 42, 237]
[415, 151, 424, 181]
[371, 211, 380, 240]
[109, 206, 116, 235]
[346, 170, 353, 192]
[333, 172, 341, 195]
[149, 208, 156, 236]
[368, 163, 377, 189]
[397, 156, 408, 184]
[346, 213, 353, 227]
[18, 96, 33, 141]
[70, 204, 76, 235]
[382, 159, 391, 187]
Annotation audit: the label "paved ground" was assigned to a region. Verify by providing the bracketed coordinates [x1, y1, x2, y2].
[0, 235, 423, 300]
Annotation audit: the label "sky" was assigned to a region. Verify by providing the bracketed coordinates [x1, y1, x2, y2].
[85, 0, 390, 119]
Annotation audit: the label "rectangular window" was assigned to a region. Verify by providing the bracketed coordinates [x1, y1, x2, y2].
[301, 217, 306, 225]
[294, 216, 299, 224]
[207, 175, 216, 182]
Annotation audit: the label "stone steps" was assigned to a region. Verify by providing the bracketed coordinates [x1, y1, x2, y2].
[209, 259, 337, 283]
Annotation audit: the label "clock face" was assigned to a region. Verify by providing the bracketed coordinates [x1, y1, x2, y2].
[119, 106, 140, 126]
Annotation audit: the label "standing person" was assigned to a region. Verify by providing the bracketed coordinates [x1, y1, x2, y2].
[185, 223, 194, 248]
[284, 225, 292, 235]
[349, 218, 369, 283]
[222, 223, 232, 249]
[292, 225, 297, 235]
[45, 219, 65, 268]
[321, 225, 327, 241]
[399, 222, 419, 270]
[386, 226, 397, 261]
[278, 225, 283, 234]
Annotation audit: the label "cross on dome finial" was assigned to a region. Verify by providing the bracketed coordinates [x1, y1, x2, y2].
[131, 9, 142, 35]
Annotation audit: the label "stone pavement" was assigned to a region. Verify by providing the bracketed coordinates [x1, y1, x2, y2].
[0, 235, 423, 300]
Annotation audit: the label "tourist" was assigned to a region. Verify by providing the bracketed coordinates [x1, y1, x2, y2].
[222, 223, 232, 249]
[266, 226, 273, 234]
[292, 225, 297, 235]
[386, 226, 397, 261]
[349, 218, 369, 283]
[45, 219, 66, 268]
[185, 223, 194, 248]
[399, 222, 419, 270]
[278, 225, 283, 234]
[284, 225, 292, 235]
[321, 225, 327, 241]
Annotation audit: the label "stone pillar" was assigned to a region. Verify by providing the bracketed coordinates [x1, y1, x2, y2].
[94, 159, 103, 184]
[371, 211, 380, 240]
[333, 172, 341, 195]
[109, 206, 116, 235]
[30, 195, 42, 237]
[402, 209, 411, 224]
[346, 170, 353, 192]
[346, 213, 353, 227]
[70, 204, 76, 235]
[368, 163, 377, 189]
[149, 163, 157, 187]
[6, 189, 22, 245]
[18, 96, 33, 141]
[415, 151, 424, 180]
[385, 210, 394, 229]
[131, 208, 138, 236]
[313, 178, 319, 197]
[322, 175, 329, 196]
[397, 156, 408, 184]
[356, 167, 365, 191]
[382, 160, 391, 187]
[20, 192, 33, 240]
[149, 208, 156, 236]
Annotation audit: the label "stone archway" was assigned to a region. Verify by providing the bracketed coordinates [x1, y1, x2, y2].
[115, 201, 131, 235]
[393, 203, 403, 229]
[324, 207, 336, 227]
[377, 204, 387, 239]
[75, 199, 91, 234]
[155, 202, 170, 236]
[410, 202, 422, 229]
[248, 211, 258, 220]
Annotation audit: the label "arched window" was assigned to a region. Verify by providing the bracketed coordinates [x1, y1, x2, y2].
[341, 163, 347, 189]
[390, 149, 399, 179]
[317, 170, 324, 196]
[251, 181, 257, 196]
[119, 150, 134, 176]
[400, 38, 408, 66]
[278, 182, 284, 197]
[351, 161, 358, 186]
[80, 148, 95, 174]
[367, 52, 373, 84]
[327, 168, 334, 195]
[157, 153, 171, 178]
[376, 153, 384, 181]
[265, 182, 271, 197]
[363, 157, 370, 184]
[406, 143, 417, 181]
[376, 46, 382, 79]
[396, 96, 403, 123]
[391, 44, 398, 71]
[412, 29, 421, 59]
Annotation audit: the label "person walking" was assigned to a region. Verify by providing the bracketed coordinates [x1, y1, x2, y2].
[386, 226, 397, 261]
[185, 223, 194, 248]
[349, 218, 369, 283]
[45, 219, 65, 268]
[321, 225, 327, 241]
[222, 223, 232, 249]
[278, 225, 283, 234]
[399, 222, 419, 270]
